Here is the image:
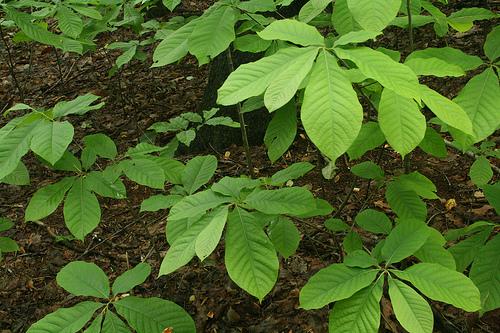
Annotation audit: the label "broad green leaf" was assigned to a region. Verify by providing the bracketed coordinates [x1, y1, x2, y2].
[258, 19, 324, 46]
[122, 158, 165, 189]
[1, 161, 30, 185]
[31, 121, 74, 164]
[397, 172, 438, 200]
[405, 47, 483, 72]
[344, 250, 378, 268]
[484, 182, 500, 214]
[115, 45, 136, 69]
[298, 198, 334, 218]
[83, 313, 103, 333]
[388, 278, 433, 333]
[63, 178, 101, 240]
[211, 177, 261, 198]
[332, 0, 357, 35]
[25, 177, 75, 221]
[445, 221, 494, 242]
[152, 18, 198, 67]
[0, 237, 19, 252]
[114, 296, 195, 333]
[334, 47, 420, 101]
[382, 219, 430, 265]
[264, 47, 318, 112]
[469, 234, 500, 313]
[57, 6, 83, 39]
[181, 155, 218, 194]
[234, 34, 272, 53]
[347, 122, 385, 160]
[270, 162, 314, 185]
[218, 47, 310, 106]
[447, 8, 496, 32]
[385, 180, 427, 220]
[333, 30, 381, 47]
[469, 156, 493, 186]
[57, 261, 109, 298]
[329, 278, 383, 333]
[163, 0, 182, 11]
[83, 134, 117, 159]
[404, 57, 465, 77]
[378, 89, 425, 157]
[453, 68, 500, 142]
[347, 0, 400, 31]
[325, 218, 349, 232]
[156, 157, 185, 185]
[195, 205, 229, 261]
[343, 231, 363, 253]
[351, 161, 384, 180]
[448, 227, 493, 272]
[237, 0, 276, 13]
[418, 127, 447, 158]
[225, 208, 279, 301]
[53, 94, 103, 117]
[302, 50, 363, 161]
[393, 263, 481, 312]
[26, 301, 103, 333]
[68, 5, 102, 20]
[414, 231, 456, 270]
[300, 264, 378, 309]
[244, 187, 317, 216]
[102, 311, 130, 333]
[84, 172, 126, 199]
[188, 6, 238, 60]
[299, 0, 332, 23]
[168, 190, 230, 221]
[484, 25, 500, 61]
[112, 263, 151, 295]
[268, 216, 300, 258]
[176, 129, 196, 146]
[264, 101, 297, 162]
[0, 218, 13, 232]
[53, 150, 82, 172]
[140, 194, 182, 212]
[355, 209, 392, 234]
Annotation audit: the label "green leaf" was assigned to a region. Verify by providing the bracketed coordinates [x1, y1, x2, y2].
[484, 25, 500, 62]
[225, 208, 279, 301]
[68, 5, 102, 20]
[300, 264, 378, 309]
[270, 162, 314, 185]
[115, 45, 137, 69]
[1, 161, 30, 185]
[26, 301, 103, 333]
[57, 261, 109, 298]
[0, 218, 13, 233]
[347, 0, 400, 31]
[114, 296, 195, 333]
[344, 250, 378, 268]
[237, 0, 276, 13]
[393, 262, 481, 312]
[52, 150, 82, 172]
[176, 129, 196, 146]
[299, 0, 332, 23]
[112, 263, 151, 296]
[234, 34, 272, 53]
[0, 237, 19, 252]
[385, 181, 427, 220]
[404, 57, 465, 77]
[258, 19, 324, 46]
[397, 172, 438, 200]
[333, 30, 381, 47]
[244, 187, 317, 216]
[181, 155, 217, 194]
[218, 47, 310, 106]
[343, 231, 363, 253]
[83, 313, 103, 333]
[378, 88, 426, 157]
[264, 101, 297, 162]
[63, 178, 101, 240]
[329, 278, 383, 333]
[469, 156, 493, 186]
[453, 68, 500, 143]
[448, 227, 493, 272]
[53, 94, 103, 118]
[351, 161, 384, 180]
[25, 177, 75, 221]
[355, 209, 392, 234]
[325, 218, 350, 232]
[211, 177, 261, 198]
[470, 234, 500, 313]
[447, 8, 496, 32]
[414, 231, 456, 270]
[388, 278, 433, 333]
[302, 50, 363, 161]
[382, 219, 430, 265]
[156, 157, 185, 185]
[102, 311, 131, 333]
[168, 190, 231, 221]
[484, 182, 500, 214]
[268, 216, 300, 258]
[347, 122, 385, 160]
[57, 6, 83, 39]
[195, 205, 229, 261]
[188, 6, 238, 60]
[445, 221, 494, 242]
[84, 171, 126, 199]
[83, 134, 117, 159]
[163, 0, 181, 11]
[332, 0, 357, 35]
[122, 158, 165, 189]
[334, 47, 420, 101]
[31, 121, 74, 164]
[418, 127, 447, 158]
[140, 195, 182, 212]
[152, 18, 197, 67]
[264, 47, 318, 112]
[405, 47, 483, 71]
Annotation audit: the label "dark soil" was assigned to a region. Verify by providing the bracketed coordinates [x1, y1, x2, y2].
[1, 1, 499, 332]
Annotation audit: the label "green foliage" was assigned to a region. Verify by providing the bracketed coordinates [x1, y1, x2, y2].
[0, 217, 19, 260]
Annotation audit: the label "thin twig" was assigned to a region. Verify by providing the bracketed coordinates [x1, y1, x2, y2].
[444, 139, 500, 174]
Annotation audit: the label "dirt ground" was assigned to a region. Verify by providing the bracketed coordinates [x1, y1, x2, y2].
[0, 1, 499, 332]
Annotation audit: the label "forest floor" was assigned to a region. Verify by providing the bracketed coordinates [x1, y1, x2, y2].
[0, 1, 499, 332]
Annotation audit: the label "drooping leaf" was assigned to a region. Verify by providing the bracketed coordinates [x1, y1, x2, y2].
[405, 47, 483, 72]
[331, 0, 357, 35]
[56, 6, 83, 39]
[301, 50, 363, 161]
[268, 216, 300, 258]
[264, 101, 297, 162]
[484, 182, 500, 214]
[0, 161, 30, 185]
[347, 122, 386, 160]
[469, 156, 493, 186]
[25, 177, 75, 222]
[448, 227, 493, 272]
[195, 205, 229, 261]
[299, 0, 332, 23]
[152, 18, 198, 67]
[163, 0, 182, 11]
[404, 57, 465, 77]
[418, 127, 447, 158]
[270, 162, 315, 185]
[53, 94, 104, 117]
[484, 25, 500, 62]
[112, 263, 151, 296]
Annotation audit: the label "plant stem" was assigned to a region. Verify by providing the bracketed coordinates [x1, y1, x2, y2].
[53, 47, 64, 84]
[407, 0, 414, 51]
[0, 24, 24, 101]
[226, 49, 255, 178]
